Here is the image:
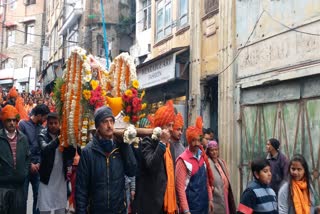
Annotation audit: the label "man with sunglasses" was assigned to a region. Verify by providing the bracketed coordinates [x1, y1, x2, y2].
[0, 105, 30, 213]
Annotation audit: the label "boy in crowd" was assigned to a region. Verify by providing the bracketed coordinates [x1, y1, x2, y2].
[237, 158, 278, 214]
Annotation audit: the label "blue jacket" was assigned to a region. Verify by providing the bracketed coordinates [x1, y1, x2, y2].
[238, 179, 278, 214]
[18, 119, 43, 164]
[75, 135, 137, 214]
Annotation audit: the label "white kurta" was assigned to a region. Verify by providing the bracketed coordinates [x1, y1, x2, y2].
[37, 147, 67, 211]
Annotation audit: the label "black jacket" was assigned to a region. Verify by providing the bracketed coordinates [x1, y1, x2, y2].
[136, 137, 175, 214]
[38, 128, 76, 184]
[75, 135, 137, 214]
[0, 129, 30, 188]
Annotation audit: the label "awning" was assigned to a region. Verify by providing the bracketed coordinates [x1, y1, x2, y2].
[0, 79, 14, 85]
[0, 68, 14, 79]
[40, 59, 63, 84]
[19, 16, 36, 23]
[17, 77, 29, 83]
[58, 8, 83, 35]
[137, 47, 189, 89]
[5, 21, 18, 27]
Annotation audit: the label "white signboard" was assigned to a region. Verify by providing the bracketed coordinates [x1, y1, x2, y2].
[137, 54, 175, 89]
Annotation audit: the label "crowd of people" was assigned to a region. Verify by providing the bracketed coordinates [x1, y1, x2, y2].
[0, 87, 319, 214]
[0, 87, 56, 115]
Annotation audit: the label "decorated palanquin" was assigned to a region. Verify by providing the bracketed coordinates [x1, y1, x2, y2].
[53, 47, 147, 149]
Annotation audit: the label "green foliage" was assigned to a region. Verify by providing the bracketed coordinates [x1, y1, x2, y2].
[117, 15, 136, 35]
[53, 77, 65, 118]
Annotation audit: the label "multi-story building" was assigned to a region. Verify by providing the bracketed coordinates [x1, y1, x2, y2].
[0, 0, 45, 92]
[135, 0, 192, 126]
[133, 0, 220, 136]
[235, 0, 320, 196]
[130, 0, 152, 65]
[43, 0, 135, 93]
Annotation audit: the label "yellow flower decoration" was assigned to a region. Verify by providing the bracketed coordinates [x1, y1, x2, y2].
[84, 74, 92, 82]
[139, 113, 146, 119]
[132, 80, 139, 89]
[141, 103, 147, 110]
[123, 116, 130, 123]
[125, 89, 133, 97]
[101, 90, 107, 97]
[83, 55, 87, 60]
[90, 80, 99, 90]
[140, 90, 145, 99]
[83, 90, 91, 100]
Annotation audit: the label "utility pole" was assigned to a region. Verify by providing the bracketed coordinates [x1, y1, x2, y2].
[100, 0, 109, 69]
[0, 0, 7, 69]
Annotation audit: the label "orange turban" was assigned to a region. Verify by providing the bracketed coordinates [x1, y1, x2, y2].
[1, 105, 19, 121]
[173, 113, 184, 130]
[153, 100, 175, 128]
[186, 116, 203, 144]
[15, 96, 28, 120]
[8, 87, 18, 98]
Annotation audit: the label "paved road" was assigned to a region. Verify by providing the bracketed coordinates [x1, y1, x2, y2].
[26, 184, 71, 214]
[26, 184, 33, 214]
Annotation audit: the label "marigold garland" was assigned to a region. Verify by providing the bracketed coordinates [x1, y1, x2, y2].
[54, 47, 144, 149]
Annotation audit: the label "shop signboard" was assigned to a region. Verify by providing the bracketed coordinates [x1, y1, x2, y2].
[137, 54, 175, 89]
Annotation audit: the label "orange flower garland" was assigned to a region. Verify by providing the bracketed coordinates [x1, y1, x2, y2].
[56, 48, 141, 149]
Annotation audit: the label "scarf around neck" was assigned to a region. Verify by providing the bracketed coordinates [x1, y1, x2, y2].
[292, 179, 311, 214]
[163, 143, 177, 214]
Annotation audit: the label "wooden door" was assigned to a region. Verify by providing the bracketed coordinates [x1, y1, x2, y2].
[240, 99, 320, 195]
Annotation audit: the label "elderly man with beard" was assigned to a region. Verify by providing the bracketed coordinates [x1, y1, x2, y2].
[76, 106, 137, 214]
[175, 117, 214, 214]
[0, 105, 30, 213]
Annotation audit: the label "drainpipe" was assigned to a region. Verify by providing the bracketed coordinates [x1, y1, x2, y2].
[83, 0, 93, 53]
[0, 0, 7, 69]
[188, 1, 201, 124]
[100, 0, 109, 69]
[39, 0, 46, 83]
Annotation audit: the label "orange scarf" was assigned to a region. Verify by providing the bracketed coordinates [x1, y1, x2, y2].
[292, 179, 311, 214]
[163, 143, 177, 214]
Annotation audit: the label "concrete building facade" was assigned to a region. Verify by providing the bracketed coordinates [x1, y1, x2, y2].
[43, 0, 135, 92]
[235, 0, 320, 197]
[0, 0, 45, 92]
[134, 0, 191, 129]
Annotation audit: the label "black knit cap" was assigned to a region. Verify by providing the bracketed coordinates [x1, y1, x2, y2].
[269, 138, 280, 150]
[47, 112, 59, 120]
[94, 106, 115, 128]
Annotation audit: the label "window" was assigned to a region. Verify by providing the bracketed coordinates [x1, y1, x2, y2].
[7, 29, 15, 47]
[66, 30, 78, 57]
[143, 0, 151, 30]
[9, 0, 17, 10]
[22, 55, 33, 68]
[97, 35, 105, 57]
[156, 0, 172, 41]
[204, 0, 219, 14]
[25, 23, 35, 44]
[0, 0, 3, 14]
[178, 0, 188, 27]
[4, 58, 15, 69]
[24, 0, 36, 5]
